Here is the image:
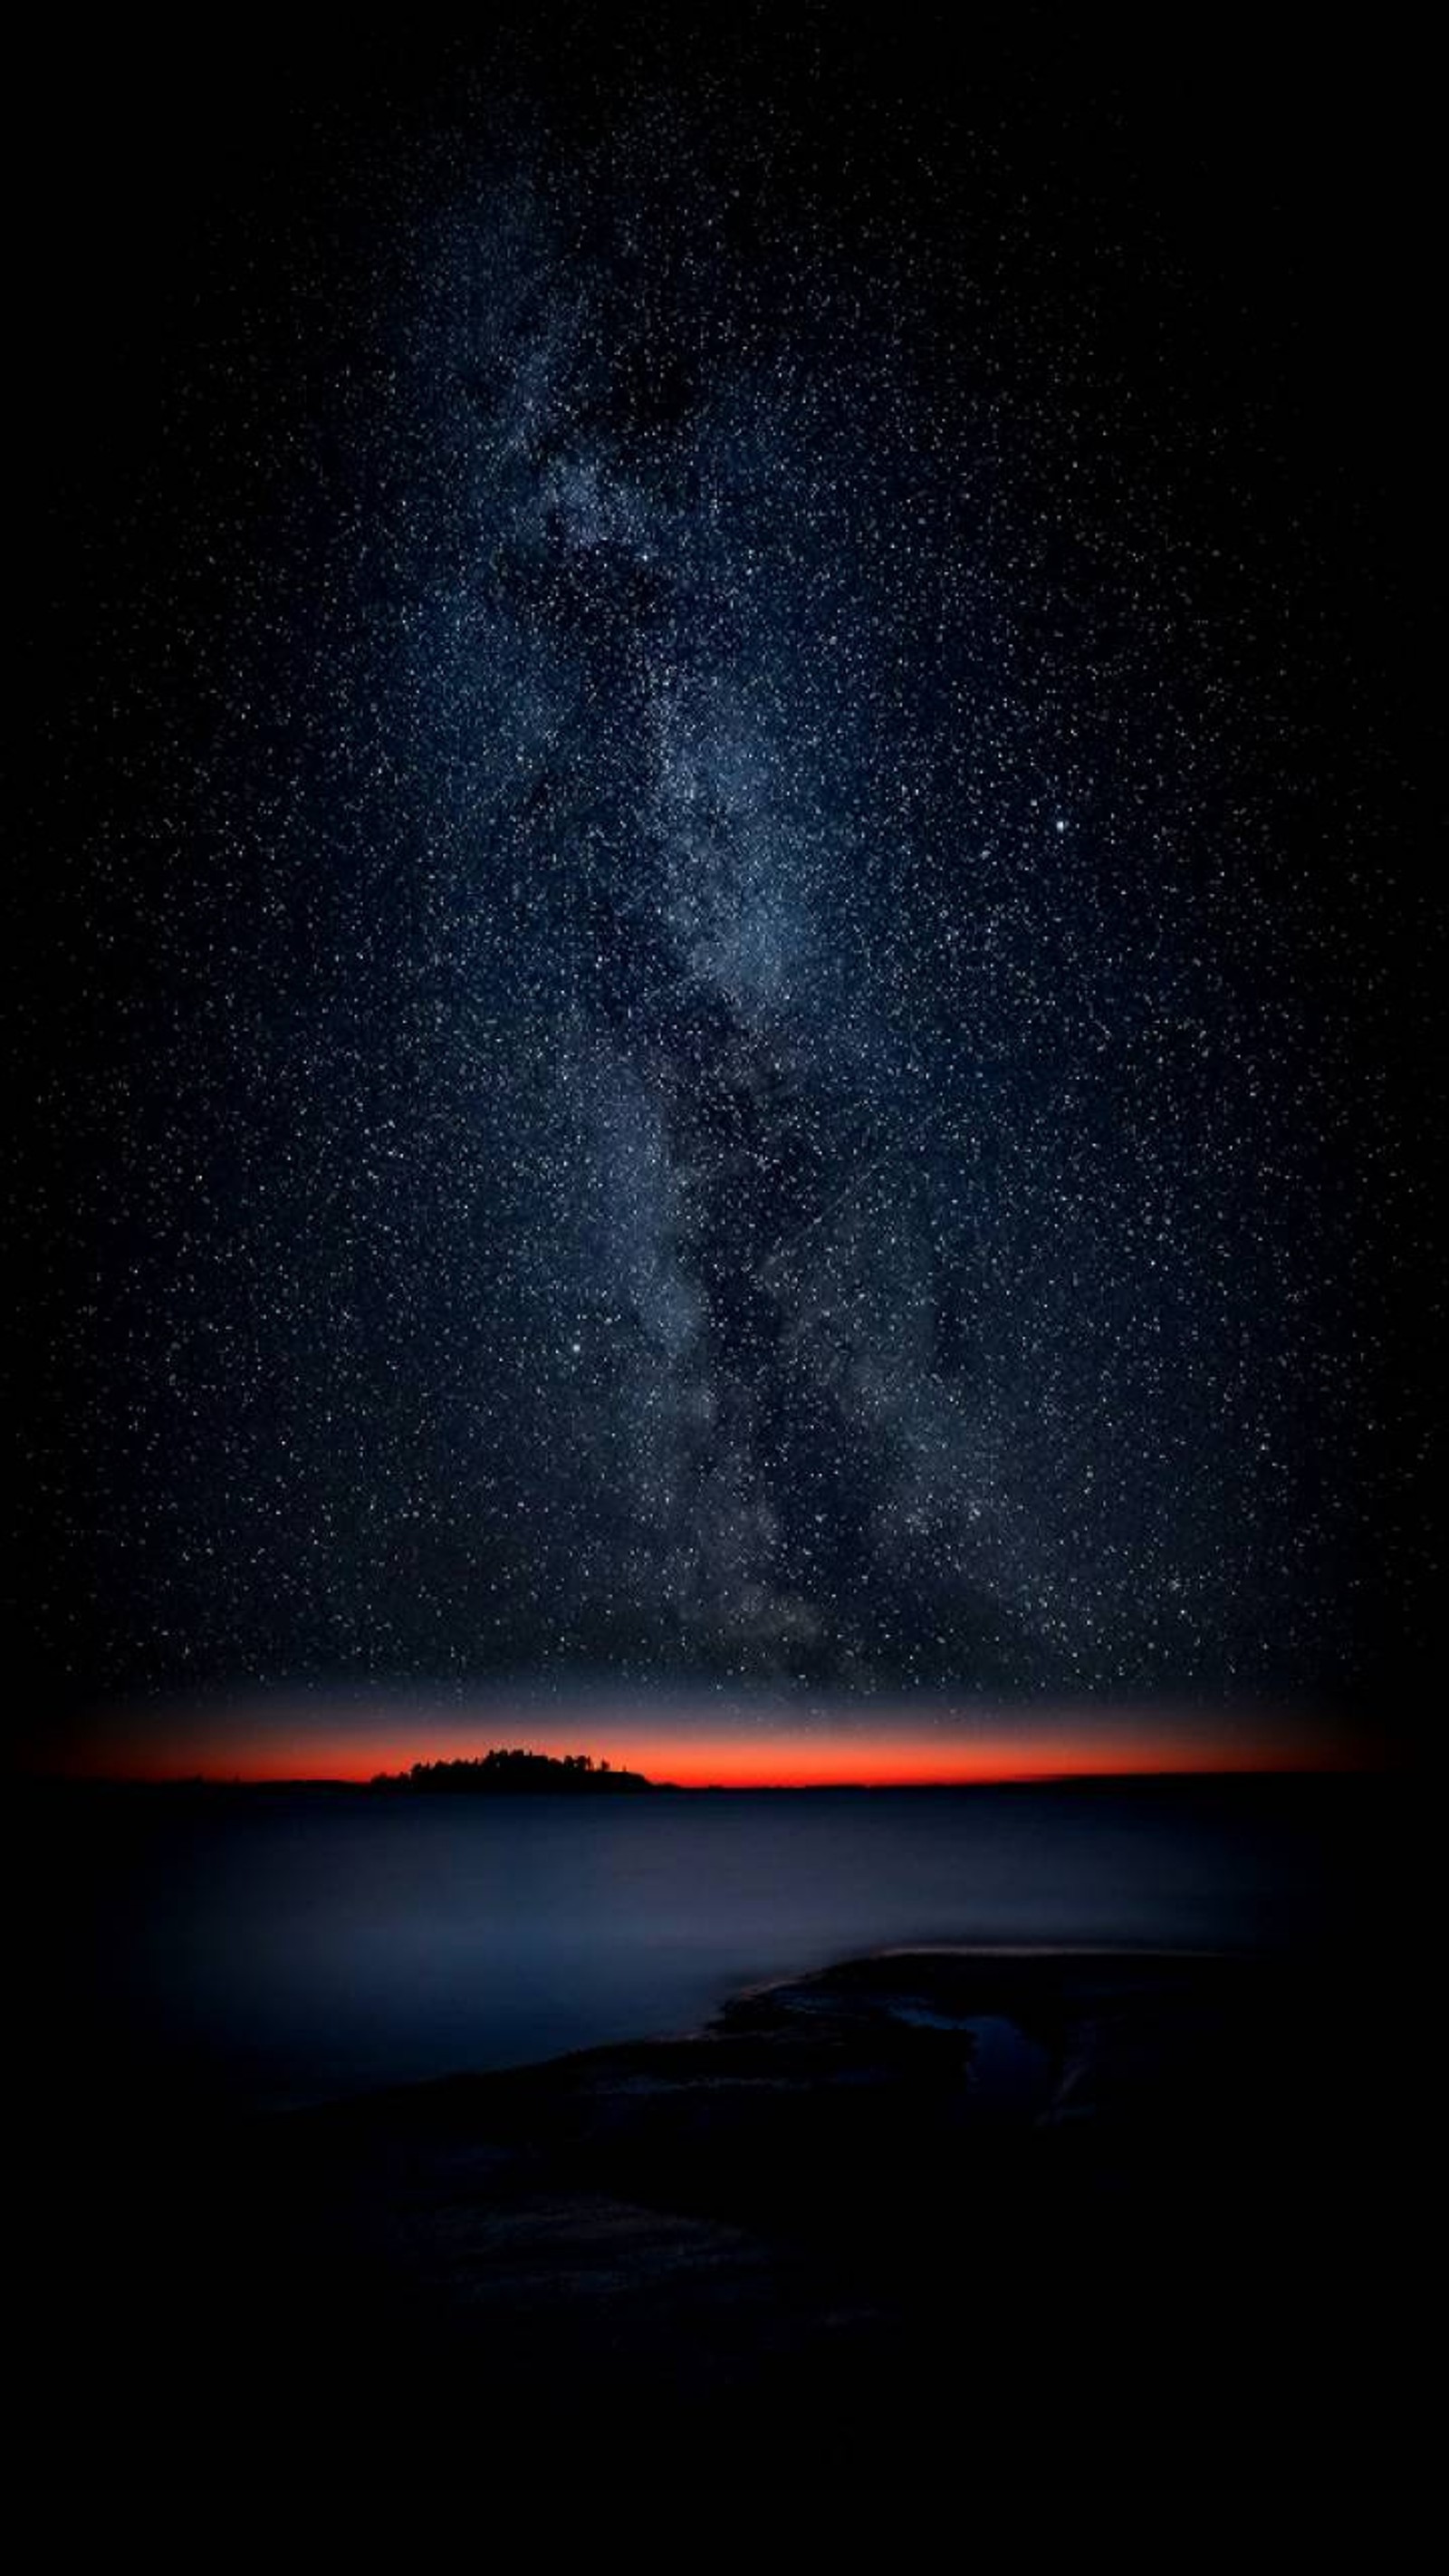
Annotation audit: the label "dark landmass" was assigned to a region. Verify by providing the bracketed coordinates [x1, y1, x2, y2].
[25, 1764, 1377, 1798]
[27, 1937, 1415, 2477]
[369, 1748, 654, 1792]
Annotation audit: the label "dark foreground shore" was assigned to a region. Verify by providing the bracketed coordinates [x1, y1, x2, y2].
[24, 1937, 1418, 2485]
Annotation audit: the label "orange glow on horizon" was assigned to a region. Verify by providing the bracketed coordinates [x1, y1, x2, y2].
[62, 1716, 1358, 1788]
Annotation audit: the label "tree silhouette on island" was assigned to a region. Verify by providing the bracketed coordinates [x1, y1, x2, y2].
[369, 1749, 654, 1793]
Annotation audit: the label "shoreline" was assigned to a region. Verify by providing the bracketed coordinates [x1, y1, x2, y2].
[17, 1930, 1421, 2468]
[238, 1941, 1403, 2398]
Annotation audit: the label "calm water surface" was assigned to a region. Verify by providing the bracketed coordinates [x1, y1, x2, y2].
[24, 1778, 1401, 2111]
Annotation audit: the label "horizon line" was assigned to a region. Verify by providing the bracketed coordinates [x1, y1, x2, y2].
[26, 1752, 1373, 1793]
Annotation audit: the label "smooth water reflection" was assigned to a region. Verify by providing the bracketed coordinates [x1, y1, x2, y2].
[29, 1778, 1396, 2110]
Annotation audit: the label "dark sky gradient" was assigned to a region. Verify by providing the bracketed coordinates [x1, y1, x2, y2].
[61, 1681, 1364, 1789]
[15, 14, 1432, 1773]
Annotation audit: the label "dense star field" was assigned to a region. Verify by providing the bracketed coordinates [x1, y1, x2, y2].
[16, 17, 1429, 1764]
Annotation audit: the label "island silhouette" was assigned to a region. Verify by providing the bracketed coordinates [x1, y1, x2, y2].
[369, 1749, 654, 1793]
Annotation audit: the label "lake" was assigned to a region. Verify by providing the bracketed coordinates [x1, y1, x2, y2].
[21, 1774, 1402, 2113]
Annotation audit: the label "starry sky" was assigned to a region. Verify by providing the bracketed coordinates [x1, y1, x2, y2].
[16, 14, 1431, 1774]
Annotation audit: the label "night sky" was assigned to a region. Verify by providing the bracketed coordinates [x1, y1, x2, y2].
[16, 15, 1430, 1776]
